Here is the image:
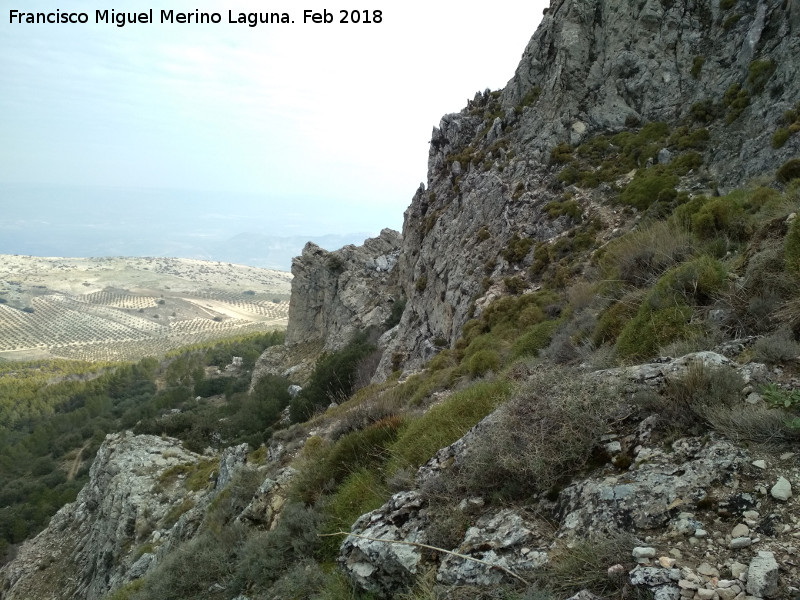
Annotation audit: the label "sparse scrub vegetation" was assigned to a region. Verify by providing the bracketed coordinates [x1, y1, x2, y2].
[435, 368, 619, 502]
[777, 158, 800, 183]
[0, 332, 285, 551]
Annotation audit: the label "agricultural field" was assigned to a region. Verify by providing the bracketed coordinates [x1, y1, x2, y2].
[0, 255, 292, 362]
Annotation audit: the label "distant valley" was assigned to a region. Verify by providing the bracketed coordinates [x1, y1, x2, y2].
[0, 255, 292, 362]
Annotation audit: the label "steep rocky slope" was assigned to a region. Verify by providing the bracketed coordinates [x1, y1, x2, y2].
[0, 433, 227, 600]
[371, 0, 800, 375]
[3, 1, 800, 599]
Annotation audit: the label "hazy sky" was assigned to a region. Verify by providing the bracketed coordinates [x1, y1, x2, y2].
[0, 1, 547, 239]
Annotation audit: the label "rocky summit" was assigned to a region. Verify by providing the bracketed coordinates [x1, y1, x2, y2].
[3, 1, 800, 599]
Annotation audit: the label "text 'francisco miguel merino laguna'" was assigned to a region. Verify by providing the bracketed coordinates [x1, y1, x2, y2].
[8, 8, 384, 27]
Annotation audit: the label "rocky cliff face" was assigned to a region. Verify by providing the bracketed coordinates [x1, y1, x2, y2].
[372, 0, 800, 375]
[285, 228, 402, 351]
[0, 433, 238, 600]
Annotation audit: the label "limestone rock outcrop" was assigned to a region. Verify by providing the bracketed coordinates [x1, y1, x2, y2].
[371, 0, 800, 375]
[285, 228, 402, 351]
[0, 432, 219, 600]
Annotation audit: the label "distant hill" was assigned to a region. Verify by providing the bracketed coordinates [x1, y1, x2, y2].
[0, 255, 292, 361]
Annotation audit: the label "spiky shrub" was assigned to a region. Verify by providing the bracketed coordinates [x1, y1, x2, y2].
[599, 221, 693, 287]
[436, 367, 618, 502]
[387, 379, 512, 473]
[616, 256, 726, 360]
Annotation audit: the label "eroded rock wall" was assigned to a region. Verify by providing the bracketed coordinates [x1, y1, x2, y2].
[0, 433, 226, 600]
[285, 228, 402, 351]
[375, 0, 800, 376]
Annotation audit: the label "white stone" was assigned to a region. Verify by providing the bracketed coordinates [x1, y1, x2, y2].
[746, 551, 779, 598]
[751, 459, 766, 469]
[633, 547, 657, 559]
[731, 524, 750, 538]
[729, 537, 752, 549]
[771, 476, 792, 501]
[697, 563, 720, 577]
[717, 588, 737, 600]
[745, 393, 763, 405]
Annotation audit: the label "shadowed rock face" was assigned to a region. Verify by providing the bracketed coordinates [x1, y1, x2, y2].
[370, 0, 800, 377]
[285, 228, 402, 351]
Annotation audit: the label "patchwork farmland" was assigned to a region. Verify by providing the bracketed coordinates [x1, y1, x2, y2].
[0, 255, 292, 361]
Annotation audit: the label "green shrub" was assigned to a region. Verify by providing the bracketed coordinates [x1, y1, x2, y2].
[234, 502, 322, 591]
[773, 128, 791, 149]
[388, 379, 511, 472]
[616, 305, 695, 361]
[691, 197, 747, 240]
[723, 83, 749, 123]
[290, 333, 376, 422]
[669, 126, 710, 150]
[107, 580, 145, 600]
[691, 56, 705, 79]
[267, 560, 329, 599]
[515, 87, 542, 113]
[558, 165, 581, 185]
[319, 468, 388, 560]
[550, 142, 573, 164]
[131, 530, 232, 600]
[616, 256, 725, 360]
[467, 349, 501, 376]
[658, 255, 727, 305]
[503, 276, 527, 295]
[544, 199, 582, 221]
[669, 151, 704, 175]
[620, 167, 679, 209]
[383, 296, 406, 329]
[748, 59, 776, 94]
[777, 158, 800, 183]
[291, 418, 401, 504]
[592, 299, 639, 347]
[723, 13, 742, 30]
[503, 234, 534, 263]
[690, 99, 720, 124]
[511, 320, 561, 358]
[600, 221, 693, 286]
[530, 242, 551, 276]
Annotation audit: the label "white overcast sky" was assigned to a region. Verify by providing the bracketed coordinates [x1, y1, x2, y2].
[0, 1, 547, 236]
